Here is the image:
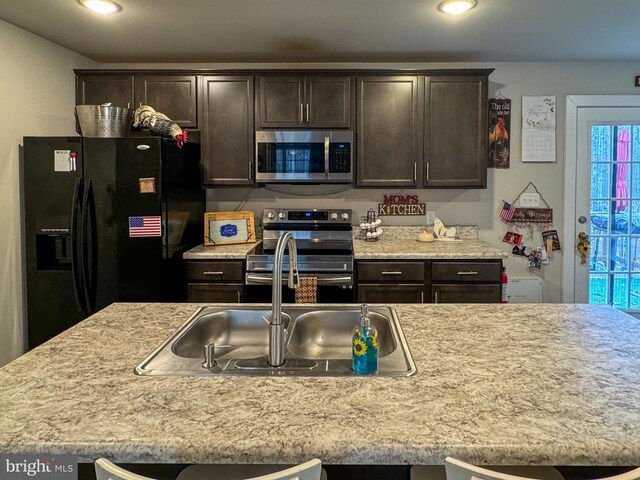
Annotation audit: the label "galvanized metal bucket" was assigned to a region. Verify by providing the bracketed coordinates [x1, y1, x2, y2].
[75, 104, 132, 137]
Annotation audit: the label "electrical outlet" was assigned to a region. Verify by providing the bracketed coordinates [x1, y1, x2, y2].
[520, 193, 540, 207]
[425, 210, 436, 225]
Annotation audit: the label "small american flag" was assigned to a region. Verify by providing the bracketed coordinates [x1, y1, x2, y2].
[129, 216, 162, 237]
[499, 202, 516, 222]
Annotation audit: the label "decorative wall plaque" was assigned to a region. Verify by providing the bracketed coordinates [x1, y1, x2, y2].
[377, 194, 426, 216]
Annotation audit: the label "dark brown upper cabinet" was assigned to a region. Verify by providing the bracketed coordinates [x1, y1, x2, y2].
[134, 74, 197, 128]
[200, 76, 255, 186]
[424, 75, 488, 188]
[356, 76, 420, 188]
[257, 75, 351, 129]
[76, 74, 135, 108]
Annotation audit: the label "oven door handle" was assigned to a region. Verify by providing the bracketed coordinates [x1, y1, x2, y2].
[246, 273, 352, 286]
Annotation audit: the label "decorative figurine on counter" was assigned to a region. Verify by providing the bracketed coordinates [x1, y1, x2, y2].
[433, 218, 457, 240]
[133, 105, 188, 148]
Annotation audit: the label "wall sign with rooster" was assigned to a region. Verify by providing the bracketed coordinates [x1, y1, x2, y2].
[488, 95, 511, 169]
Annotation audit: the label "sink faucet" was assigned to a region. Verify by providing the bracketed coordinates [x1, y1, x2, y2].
[269, 232, 300, 367]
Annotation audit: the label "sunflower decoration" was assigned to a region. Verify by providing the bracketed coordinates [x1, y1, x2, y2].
[370, 331, 378, 350]
[353, 337, 367, 356]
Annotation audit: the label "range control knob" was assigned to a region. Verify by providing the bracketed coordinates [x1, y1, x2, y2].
[266, 211, 275, 220]
[278, 212, 286, 220]
[330, 213, 338, 220]
[341, 213, 350, 221]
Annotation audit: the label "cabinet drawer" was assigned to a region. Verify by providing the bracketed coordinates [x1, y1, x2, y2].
[357, 284, 424, 304]
[187, 283, 243, 303]
[431, 262, 500, 283]
[187, 261, 244, 282]
[357, 262, 425, 282]
[432, 284, 500, 303]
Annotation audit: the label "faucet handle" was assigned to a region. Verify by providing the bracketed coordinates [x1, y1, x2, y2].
[202, 343, 217, 369]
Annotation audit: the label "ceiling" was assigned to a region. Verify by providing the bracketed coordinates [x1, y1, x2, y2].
[1, 0, 640, 63]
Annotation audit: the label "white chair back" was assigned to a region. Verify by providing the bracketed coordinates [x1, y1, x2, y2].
[445, 457, 640, 480]
[96, 458, 323, 480]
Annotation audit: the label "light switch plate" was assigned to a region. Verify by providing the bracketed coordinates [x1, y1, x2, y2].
[520, 193, 540, 207]
[425, 210, 436, 225]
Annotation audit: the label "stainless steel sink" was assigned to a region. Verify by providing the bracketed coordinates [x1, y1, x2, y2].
[171, 309, 291, 360]
[287, 310, 396, 359]
[135, 305, 416, 377]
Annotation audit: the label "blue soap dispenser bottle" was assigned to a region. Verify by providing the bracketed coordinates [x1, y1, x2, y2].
[352, 304, 378, 374]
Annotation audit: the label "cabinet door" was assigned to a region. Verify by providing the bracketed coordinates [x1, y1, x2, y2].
[200, 76, 254, 186]
[135, 74, 197, 127]
[356, 76, 419, 187]
[357, 284, 424, 304]
[306, 76, 351, 128]
[76, 74, 135, 107]
[258, 76, 305, 128]
[424, 76, 488, 188]
[432, 284, 500, 303]
[187, 283, 244, 303]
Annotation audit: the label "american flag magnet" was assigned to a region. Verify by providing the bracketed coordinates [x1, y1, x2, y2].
[129, 216, 162, 237]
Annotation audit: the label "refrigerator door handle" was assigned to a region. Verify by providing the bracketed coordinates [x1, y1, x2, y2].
[71, 178, 86, 315]
[81, 180, 98, 314]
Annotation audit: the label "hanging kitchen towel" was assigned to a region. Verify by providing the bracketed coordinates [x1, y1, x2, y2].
[295, 276, 318, 304]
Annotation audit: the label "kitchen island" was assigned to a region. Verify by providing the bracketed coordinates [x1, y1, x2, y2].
[1, 303, 639, 466]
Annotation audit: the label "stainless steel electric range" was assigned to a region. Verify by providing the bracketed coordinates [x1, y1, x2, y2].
[245, 208, 354, 303]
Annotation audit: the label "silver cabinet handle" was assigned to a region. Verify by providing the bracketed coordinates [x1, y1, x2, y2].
[413, 162, 417, 182]
[420, 291, 424, 303]
[457, 271, 478, 276]
[306, 103, 310, 123]
[426, 163, 430, 181]
[237, 290, 241, 302]
[434, 291, 439, 303]
[381, 271, 403, 275]
[300, 103, 304, 123]
[203, 271, 224, 276]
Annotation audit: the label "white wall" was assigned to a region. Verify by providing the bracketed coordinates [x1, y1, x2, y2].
[0, 20, 96, 366]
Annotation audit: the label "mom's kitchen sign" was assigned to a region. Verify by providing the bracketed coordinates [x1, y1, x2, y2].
[378, 194, 426, 216]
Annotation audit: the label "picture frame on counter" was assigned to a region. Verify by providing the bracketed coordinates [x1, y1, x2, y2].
[204, 211, 256, 246]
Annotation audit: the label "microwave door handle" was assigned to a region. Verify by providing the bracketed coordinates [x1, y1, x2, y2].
[324, 136, 330, 179]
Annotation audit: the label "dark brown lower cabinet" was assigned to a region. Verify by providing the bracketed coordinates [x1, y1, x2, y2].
[357, 284, 425, 304]
[431, 284, 500, 304]
[187, 283, 244, 303]
[186, 260, 245, 302]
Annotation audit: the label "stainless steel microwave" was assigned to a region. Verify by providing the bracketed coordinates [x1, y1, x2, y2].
[256, 131, 353, 183]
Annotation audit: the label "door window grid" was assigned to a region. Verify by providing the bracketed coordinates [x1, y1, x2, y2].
[589, 125, 640, 309]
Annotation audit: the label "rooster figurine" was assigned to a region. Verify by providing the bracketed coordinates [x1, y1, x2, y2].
[133, 105, 188, 148]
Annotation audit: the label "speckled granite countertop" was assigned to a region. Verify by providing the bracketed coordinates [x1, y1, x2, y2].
[1, 303, 639, 465]
[353, 238, 507, 259]
[183, 242, 261, 260]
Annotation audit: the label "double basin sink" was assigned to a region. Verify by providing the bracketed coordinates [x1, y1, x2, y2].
[136, 305, 416, 377]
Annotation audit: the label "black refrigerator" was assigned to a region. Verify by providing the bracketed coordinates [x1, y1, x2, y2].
[22, 137, 204, 349]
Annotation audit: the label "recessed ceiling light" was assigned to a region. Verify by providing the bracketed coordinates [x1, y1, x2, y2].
[437, 0, 477, 15]
[78, 0, 122, 14]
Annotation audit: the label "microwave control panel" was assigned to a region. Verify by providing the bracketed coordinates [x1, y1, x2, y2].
[329, 143, 351, 173]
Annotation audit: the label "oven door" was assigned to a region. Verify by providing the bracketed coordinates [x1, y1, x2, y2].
[245, 273, 354, 303]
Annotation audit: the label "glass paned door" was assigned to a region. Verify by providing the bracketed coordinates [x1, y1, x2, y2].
[587, 124, 640, 309]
